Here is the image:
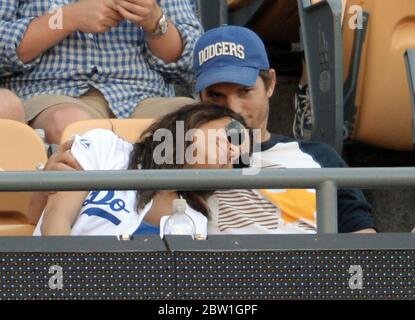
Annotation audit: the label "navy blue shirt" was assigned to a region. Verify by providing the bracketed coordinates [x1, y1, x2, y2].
[133, 220, 160, 236]
[261, 134, 376, 233]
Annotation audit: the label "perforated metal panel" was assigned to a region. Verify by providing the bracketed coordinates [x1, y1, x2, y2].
[0, 235, 414, 300]
[175, 250, 415, 299]
[0, 252, 174, 300]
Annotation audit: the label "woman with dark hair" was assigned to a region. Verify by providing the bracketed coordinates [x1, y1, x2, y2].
[33, 103, 250, 237]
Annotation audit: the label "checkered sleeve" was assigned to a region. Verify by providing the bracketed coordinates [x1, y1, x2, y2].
[0, 0, 41, 77]
[143, 0, 203, 84]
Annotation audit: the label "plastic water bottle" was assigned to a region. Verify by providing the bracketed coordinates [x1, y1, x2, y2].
[163, 198, 196, 238]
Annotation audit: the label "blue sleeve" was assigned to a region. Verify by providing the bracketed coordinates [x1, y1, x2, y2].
[0, 0, 41, 77]
[298, 141, 377, 232]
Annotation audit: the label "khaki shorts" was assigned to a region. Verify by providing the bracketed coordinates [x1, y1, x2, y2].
[24, 87, 197, 122]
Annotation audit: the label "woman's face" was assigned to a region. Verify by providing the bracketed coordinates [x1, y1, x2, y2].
[187, 117, 249, 169]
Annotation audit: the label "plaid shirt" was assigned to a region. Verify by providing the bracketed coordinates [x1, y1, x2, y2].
[0, 0, 202, 118]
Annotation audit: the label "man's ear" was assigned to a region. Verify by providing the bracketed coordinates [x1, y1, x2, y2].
[267, 69, 277, 98]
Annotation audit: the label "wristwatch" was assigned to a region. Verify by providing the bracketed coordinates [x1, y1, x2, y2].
[146, 10, 168, 36]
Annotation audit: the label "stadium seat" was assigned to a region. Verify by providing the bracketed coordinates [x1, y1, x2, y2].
[0, 119, 48, 235]
[228, 0, 255, 12]
[0, 119, 47, 171]
[0, 224, 37, 236]
[196, 0, 264, 31]
[230, 0, 346, 46]
[248, 0, 300, 43]
[61, 118, 155, 144]
[343, 0, 415, 151]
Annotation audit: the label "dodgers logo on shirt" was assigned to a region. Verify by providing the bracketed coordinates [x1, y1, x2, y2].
[79, 138, 91, 149]
[81, 191, 130, 225]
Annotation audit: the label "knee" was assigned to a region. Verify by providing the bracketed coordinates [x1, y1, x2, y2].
[34, 105, 94, 144]
[0, 89, 25, 123]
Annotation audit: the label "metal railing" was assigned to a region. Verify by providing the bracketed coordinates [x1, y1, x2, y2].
[2, 167, 415, 234]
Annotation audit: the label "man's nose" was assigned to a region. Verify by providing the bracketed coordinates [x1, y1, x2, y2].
[226, 97, 243, 114]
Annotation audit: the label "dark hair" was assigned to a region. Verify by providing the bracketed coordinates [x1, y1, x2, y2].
[128, 103, 247, 216]
[259, 69, 273, 89]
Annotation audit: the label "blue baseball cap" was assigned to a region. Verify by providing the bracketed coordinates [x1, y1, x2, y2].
[194, 25, 270, 93]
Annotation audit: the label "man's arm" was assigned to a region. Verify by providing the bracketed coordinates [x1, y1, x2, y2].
[17, 0, 123, 63]
[115, 0, 184, 63]
[116, 0, 203, 84]
[297, 140, 377, 233]
[354, 228, 376, 233]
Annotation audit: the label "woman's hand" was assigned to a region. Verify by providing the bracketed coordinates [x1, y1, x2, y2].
[46, 140, 82, 172]
[28, 140, 83, 225]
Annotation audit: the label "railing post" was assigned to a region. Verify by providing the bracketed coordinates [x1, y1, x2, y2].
[317, 180, 338, 233]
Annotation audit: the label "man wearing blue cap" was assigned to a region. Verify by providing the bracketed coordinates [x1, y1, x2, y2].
[194, 25, 275, 145]
[193, 25, 376, 233]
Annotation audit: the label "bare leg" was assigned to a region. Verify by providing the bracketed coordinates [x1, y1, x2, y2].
[30, 103, 96, 144]
[0, 89, 26, 123]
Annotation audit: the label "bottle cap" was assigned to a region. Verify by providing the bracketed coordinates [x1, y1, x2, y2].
[172, 198, 187, 212]
[119, 234, 133, 241]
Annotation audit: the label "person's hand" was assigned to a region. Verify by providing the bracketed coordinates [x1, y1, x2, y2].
[29, 139, 83, 224]
[114, 0, 163, 33]
[64, 0, 124, 34]
[191, 128, 241, 169]
[45, 140, 82, 172]
[44, 140, 82, 196]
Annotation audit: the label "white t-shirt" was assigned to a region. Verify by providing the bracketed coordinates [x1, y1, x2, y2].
[33, 129, 207, 238]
